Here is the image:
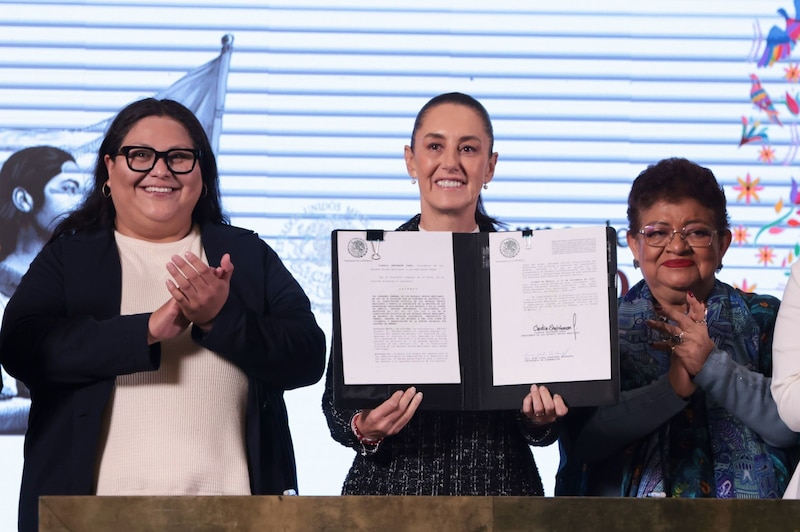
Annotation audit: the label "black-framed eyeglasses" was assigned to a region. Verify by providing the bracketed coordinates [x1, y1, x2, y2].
[638, 223, 718, 248]
[116, 146, 201, 174]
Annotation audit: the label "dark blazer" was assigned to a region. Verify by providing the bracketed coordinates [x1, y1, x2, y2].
[0, 222, 326, 532]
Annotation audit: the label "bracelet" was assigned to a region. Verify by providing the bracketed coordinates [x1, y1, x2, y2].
[521, 413, 554, 443]
[528, 424, 553, 444]
[351, 411, 383, 456]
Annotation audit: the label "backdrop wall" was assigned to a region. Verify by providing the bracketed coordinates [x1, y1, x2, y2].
[1, 0, 798, 528]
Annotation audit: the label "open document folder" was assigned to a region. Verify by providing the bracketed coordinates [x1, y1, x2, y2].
[331, 227, 620, 410]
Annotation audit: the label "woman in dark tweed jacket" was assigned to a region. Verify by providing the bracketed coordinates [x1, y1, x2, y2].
[322, 92, 567, 496]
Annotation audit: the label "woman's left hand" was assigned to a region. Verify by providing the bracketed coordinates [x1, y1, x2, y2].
[649, 291, 716, 377]
[166, 251, 234, 330]
[522, 384, 568, 425]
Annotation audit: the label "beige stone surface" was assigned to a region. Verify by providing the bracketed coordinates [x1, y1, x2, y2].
[39, 495, 800, 531]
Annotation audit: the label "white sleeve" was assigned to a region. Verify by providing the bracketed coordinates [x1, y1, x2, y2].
[772, 260, 800, 431]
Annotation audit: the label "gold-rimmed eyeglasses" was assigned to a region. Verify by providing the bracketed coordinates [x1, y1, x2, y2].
[638, 223, 718, 248]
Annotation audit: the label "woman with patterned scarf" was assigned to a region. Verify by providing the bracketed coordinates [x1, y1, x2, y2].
[556, 157, 799, 498]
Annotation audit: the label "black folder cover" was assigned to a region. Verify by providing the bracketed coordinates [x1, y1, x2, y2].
[331, 227, 619, 411]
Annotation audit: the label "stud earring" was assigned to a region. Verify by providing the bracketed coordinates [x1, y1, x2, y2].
[483, 183, 488, 190]
[411, 177, 417, 185]
[633, 259, 640, 269]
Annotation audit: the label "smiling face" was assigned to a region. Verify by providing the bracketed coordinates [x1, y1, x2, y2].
[103, 115, 202, 242]
[404, 102, 497, 231]
[627, 198, 732, 305]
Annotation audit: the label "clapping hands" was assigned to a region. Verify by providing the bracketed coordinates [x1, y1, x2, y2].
[147, 252, 234, 344]
[646, 291, 714, 398]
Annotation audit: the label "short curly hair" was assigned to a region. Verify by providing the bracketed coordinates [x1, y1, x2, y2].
[627, 157, 729, 233]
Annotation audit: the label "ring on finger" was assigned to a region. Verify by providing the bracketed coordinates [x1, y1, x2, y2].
[671, 332, 684, 345]
[695, 319, 707, 325]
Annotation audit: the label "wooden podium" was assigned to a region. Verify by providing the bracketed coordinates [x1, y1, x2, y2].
[39, 495, 800, 531]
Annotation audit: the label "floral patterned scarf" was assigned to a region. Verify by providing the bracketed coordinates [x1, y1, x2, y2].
[618, 280, 792, 498]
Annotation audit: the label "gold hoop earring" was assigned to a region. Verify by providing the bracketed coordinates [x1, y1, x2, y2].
[102, 181, 111, 198]
[201, 183, 208, 198]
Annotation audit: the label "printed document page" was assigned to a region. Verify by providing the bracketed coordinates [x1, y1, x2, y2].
[337, 231, 462, 384]
[489, 227, 612, 385]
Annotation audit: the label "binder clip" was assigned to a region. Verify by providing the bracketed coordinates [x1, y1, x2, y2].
[522, 229, 533, 250]
[366, 230, 384, 260]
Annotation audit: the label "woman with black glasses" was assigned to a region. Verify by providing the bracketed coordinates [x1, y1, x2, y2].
[0, 98, 326, 531]
[556, 157, 799, 499]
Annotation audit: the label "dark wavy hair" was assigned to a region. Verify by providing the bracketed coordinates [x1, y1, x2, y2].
[409, 92, 503, 229]
[627, 157, 729, 233]
[50, 98, 227, 241]
[0, 146, 76, 260]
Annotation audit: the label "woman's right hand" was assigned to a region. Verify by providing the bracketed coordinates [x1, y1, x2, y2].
[147, 298, 191, 345]
[354, 387, 423, 441]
